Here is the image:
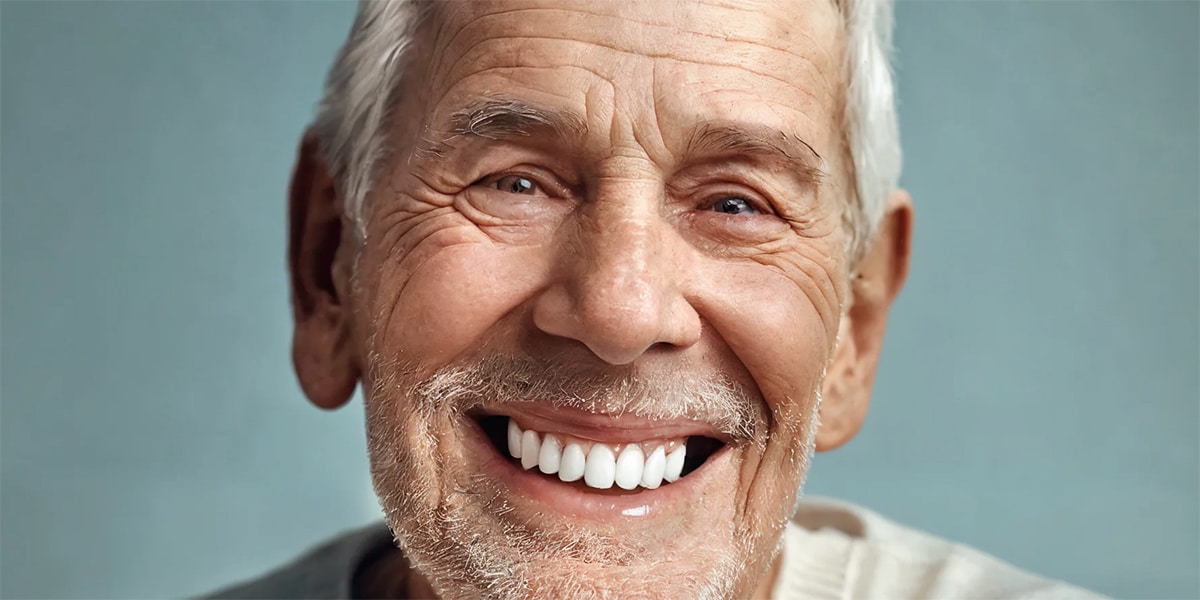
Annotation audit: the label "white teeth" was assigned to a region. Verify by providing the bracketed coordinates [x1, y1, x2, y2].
[614, 445, 644, 490]
[521, 430, 540, 470]
[538, 434, 562, 475]
[584, 444, 617, 489]
[663, 444, 686, 482]
[558, 443, 586, 482]
[640, 446, 666, 489]
[507, 419, 523, 459]
[503, 418, 697, 490]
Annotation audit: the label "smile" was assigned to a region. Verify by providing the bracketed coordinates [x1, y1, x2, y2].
[473, 407, 728, 494]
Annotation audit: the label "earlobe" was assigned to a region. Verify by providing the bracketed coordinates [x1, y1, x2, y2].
[816, 190, 914, 451]
[288, 131, 360, 410]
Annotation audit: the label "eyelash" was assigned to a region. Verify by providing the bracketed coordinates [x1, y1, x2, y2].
[701, 191, 774, 217]
[474, 170, 565, 198]
[473, 169, 776, 219]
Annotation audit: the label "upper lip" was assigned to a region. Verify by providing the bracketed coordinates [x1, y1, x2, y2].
[477, 402, 729, 444]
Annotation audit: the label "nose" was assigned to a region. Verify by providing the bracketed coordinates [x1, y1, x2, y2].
[532, 200, 702, 365]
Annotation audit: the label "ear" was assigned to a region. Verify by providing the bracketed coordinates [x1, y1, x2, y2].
[288, 131, 359, 410]
[816, 190, 914, 451]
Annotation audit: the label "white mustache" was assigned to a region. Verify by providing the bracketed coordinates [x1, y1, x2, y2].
[408, 354, 766, 445]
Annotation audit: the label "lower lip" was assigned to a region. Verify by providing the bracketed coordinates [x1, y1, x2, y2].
[464, 418, 730, 522]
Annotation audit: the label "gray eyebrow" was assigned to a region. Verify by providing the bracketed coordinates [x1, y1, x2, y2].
[685, 122, 828, 184]
[414, 97, 586, 159]
[450, 97, 586, 140]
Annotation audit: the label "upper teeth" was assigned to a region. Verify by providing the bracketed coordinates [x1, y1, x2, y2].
[506, 418, 687, 490]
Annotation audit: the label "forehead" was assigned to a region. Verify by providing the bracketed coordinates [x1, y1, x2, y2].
[419, 0, 847, 154]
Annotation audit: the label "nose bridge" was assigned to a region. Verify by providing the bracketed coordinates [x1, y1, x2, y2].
[532, 175, 699, 365]
[579, 197, 665, 312]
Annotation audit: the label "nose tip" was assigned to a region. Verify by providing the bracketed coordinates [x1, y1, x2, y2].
[531, 215, 701, 365]
[533, 276, 699, 365]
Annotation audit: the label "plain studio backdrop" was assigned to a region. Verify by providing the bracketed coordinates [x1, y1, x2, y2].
[1, 2, 1197, 598]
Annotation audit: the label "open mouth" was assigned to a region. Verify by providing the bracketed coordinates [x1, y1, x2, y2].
[474, 413, 726, 492]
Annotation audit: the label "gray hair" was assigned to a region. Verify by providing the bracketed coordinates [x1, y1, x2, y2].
[311, 0, 901, 264]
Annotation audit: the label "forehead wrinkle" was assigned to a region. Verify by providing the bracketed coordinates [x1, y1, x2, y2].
[440, 0, 833, 58]
[447, 36, 825, 107]
[422, 2, 843, 122]
[428, 7, 834, 107]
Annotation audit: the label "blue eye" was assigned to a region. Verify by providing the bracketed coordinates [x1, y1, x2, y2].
[712, 197, 757, 215]
[495, 175, 537, 195]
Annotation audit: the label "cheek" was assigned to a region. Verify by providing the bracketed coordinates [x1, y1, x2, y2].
[695, 260, 835, 524]
[698, 259, 836, 428]
[700, 253, 840, 506]
[363, 233, 552, 372]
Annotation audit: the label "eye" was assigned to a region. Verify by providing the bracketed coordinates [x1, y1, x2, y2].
[461, 169, 575, 230]
[711, 197, 758, 215]
[494, 174, 539, 195]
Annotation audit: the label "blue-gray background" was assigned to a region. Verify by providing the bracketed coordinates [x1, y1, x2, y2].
[2, 1, 1197, 598]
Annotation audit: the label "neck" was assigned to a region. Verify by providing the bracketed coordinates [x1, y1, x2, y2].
[753, 552, 784, 600]
[353, 548, 437, 599]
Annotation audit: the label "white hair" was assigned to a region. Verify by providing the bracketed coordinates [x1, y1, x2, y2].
[312, 0, 901, 263]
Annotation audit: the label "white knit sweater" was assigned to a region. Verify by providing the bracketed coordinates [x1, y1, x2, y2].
[201, 498, 1105, 599]
[773, 498, 1104, 600]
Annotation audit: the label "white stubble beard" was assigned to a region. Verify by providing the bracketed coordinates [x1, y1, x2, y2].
[362, 354, 823, 600]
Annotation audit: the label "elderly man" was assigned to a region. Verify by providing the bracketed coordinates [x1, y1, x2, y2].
[208, 0, 1099, 598]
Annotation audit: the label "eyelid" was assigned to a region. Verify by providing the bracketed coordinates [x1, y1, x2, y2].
[698, 189, 776, 216]
[474, 166, 573, 198]
[671, 164, 798, 214]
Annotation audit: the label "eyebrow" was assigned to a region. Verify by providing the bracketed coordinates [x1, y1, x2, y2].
[452, 98, 586, 138]
[415, 97, 586, 159]
[685, 122, 828, 184]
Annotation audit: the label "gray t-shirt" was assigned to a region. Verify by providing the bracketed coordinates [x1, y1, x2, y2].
[200, 523, 397, 599]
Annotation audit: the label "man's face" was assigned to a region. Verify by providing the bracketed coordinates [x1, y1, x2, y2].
[299, 0, 881, 597]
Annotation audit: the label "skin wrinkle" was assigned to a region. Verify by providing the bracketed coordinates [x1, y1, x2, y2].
[429, 64, 617, 123]
[406, 162, 462, 198]
[371, 196, 564, 369]
[648, 61, 677, 172]
[729, 393, 796, 549]
[783, 258, 844, 342]
[455, 4, 800, 52]
[619, 69, 670, 171]
[377, 204, 458, 268]
[372, 218, 475, 355]
[430, 4, 552, 74]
